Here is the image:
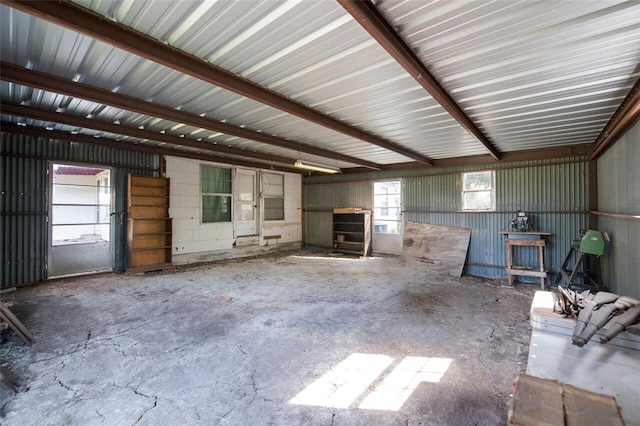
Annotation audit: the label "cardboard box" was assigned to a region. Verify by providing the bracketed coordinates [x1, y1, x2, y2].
[508, 373, 624, 426]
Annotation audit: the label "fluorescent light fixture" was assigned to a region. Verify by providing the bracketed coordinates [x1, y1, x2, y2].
[294, 160, 340, 174]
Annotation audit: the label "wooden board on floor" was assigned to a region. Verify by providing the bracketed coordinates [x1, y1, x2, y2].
[0, 303, 34, 345]
[402, 222, 471, 277]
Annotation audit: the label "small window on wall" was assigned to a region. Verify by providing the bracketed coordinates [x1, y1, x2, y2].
[462, 171, 495, 210]
[201, 165, 232, 223]
[262, 172, 284, 221]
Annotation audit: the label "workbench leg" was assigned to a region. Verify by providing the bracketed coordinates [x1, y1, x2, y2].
[506, 245, 514, 286]
[538, 245, 545, 290]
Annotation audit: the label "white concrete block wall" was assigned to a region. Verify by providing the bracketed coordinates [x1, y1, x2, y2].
[166, 156, 302, 265]
[260, 173, 302, 244]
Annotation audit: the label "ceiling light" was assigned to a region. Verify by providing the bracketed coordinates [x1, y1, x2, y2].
[294, 160, 340, 174]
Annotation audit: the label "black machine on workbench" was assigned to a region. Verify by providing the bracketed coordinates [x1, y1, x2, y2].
[510, 210, 532, 232]
[553, 229, 610, 292]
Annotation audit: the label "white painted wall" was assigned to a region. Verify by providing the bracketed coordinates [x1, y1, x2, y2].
[166, 156, 302, 265]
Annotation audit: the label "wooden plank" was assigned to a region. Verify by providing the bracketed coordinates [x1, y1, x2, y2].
[506, 268, 547, 278]
[130, 175, 169, 188]
[128, 205, 168, 219]
[130, 218, 171, 234]
[402, 222, 471, 277]
[132, 234, 170, 249]
[508, 374, 564, 426]
[504, 239, 545, 247]
[128, 195, 168, 206]
[563, 383, 624, 426]
[0, 304, 34, 345]
[131, 248, 170, 267]
[129, 186, 168, 197]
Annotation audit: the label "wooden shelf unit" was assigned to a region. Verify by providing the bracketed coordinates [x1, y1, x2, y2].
[332, 209, 371, 257]
[127, 175, 173, 272]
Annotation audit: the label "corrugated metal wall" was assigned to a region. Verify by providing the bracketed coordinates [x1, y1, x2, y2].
[597, 122, 640, 297]
[305, 157, 590, 284]
[1, 133, 160, 287]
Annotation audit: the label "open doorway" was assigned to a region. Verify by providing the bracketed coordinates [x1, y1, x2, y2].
[372, 180, 402, 254]
[48, 164, 112, 277]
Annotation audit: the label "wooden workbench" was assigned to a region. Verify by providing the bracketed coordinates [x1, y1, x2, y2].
[500, 231, 551, 289]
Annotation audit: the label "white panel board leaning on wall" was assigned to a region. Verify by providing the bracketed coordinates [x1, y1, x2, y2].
[165, 156, 302, 265]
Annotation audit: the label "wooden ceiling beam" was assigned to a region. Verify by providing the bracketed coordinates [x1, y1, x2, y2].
[1, 62, 379, 170]
[339, 0, 501, 161]
[2, 0, 431, 166]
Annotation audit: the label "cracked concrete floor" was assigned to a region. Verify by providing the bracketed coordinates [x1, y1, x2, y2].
[1, 250, 534, 425]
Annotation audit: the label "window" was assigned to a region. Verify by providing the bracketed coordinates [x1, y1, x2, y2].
[201, 165, 232, 223]
[262, 173, 284, 221]
[462, 171, 494, 210]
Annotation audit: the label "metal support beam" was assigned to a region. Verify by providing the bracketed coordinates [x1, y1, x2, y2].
[338, 0, 501, 161]
[0, 122, 301, 173]
[590, 76, 640, 160]
[1, 102, 295, 166]
[2, 0, 432, 166]
[1, 62, 380, 170]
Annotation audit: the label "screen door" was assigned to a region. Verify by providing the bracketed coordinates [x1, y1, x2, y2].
[48, 164, 112, 277]
[372, 180, 402, 254]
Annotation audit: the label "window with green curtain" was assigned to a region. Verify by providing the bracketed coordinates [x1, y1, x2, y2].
[201, 165, 232, 223]
[262, 172, 284, 220]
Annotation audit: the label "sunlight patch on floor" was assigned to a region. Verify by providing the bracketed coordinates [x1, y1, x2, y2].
[290, 255, 384, 262]
[289, 353, 393, 409]
[359, 356, 452, 411]
[289, 353, 452, 411]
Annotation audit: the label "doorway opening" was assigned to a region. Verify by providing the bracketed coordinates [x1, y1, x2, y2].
[48, 164, 112, 277]
[373, 180, 402, 254]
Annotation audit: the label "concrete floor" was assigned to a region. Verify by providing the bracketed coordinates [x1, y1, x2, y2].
[1, 250, 534, 425]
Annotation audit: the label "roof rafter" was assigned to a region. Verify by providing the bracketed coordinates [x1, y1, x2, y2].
[1, 102, 296, 167]
[1, 62, 378, 170]
[590, 76, 640, 160]
[2, 0, 432, 166]
[0, 122, 301, 173]
[338, 0, 501, 161]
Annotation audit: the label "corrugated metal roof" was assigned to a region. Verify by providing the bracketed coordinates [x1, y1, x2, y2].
[2, 0, 640, 170]
[378, 0, 640, 152]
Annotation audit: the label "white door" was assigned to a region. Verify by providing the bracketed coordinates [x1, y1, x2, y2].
[372, 180, 403, 254]
[234, 169, 257, 237]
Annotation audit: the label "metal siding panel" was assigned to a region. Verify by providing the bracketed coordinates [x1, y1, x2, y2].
[1, 135, 48, 286]
[304, 211, 332, 248]
[332, 181, 372, 210]
[304, 157, 589, 283]
[305, 183, 334, 211]
[1, 132, 159, 286]
[304, 180, 372, 249]
[596, 122, 640, 297]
